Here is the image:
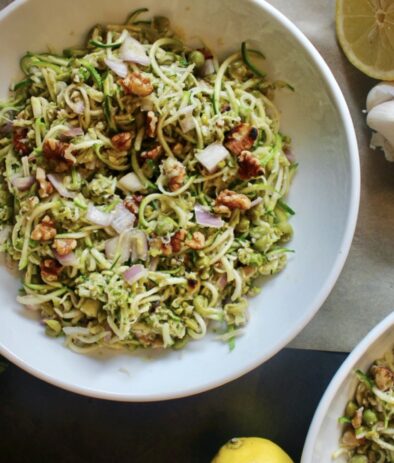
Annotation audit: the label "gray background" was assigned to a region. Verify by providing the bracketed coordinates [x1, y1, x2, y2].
[0, 0, 393, 353]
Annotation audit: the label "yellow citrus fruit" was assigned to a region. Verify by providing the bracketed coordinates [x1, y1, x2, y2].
[211, 437, 294, 463]
[336, 0, 394, 79]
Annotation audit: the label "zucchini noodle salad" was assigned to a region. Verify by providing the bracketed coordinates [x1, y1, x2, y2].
[0, 9, 296, 353]
[337, 349, 394, 463]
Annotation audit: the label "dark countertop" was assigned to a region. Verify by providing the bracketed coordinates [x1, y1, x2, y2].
[0, 348, 346, 462]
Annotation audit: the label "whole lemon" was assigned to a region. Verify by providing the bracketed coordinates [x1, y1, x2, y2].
[212, 437, 294, 463]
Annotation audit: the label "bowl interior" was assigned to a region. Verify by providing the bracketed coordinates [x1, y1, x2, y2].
[302, 313, 394, 462]
[0, 0, 359, 400]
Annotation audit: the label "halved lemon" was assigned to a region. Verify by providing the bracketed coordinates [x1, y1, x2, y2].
[336, 0, 394, 79]
[211, 437, 293, 463]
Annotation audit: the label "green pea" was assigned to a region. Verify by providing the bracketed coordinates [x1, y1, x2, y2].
[188, 50, 205, 69]
[155, 215, 175, 235]
[348, 456, 368, 463]
[363, 409, 378, 427]
[236, 217, 250, 233]
[345, 401, 358, 418]
[278, 222, 293, 237]
[254, 236, 270, 252]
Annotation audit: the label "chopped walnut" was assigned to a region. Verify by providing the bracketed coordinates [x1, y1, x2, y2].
[40, 258, 62, 282]
[120, 72, 154, 97]
[31, 215, 57, 241]
[186, 232, 205, 250]
[141, 145, 163, 160]
[172, 143, 184, 156]
[238, 150, 264, 180]
[36, 167, 54, 199]
[43, 138, 74, 172]
[53, 238, 77, 256]
[124, 195, 143, 215]
[341, 429, 364, 449]
[215, 189, 251, 214]
[170, 229, 186, 253]
[162, 157, 186, 192]
[372, 366, 394, 391]
[111, 132, 133, 151]
[224, 123, 258, 156]
[146, 111, 158, 138]
[134, 330, 163, 348]
[351, 407, 363, 429]
[13, 127, 30, 155]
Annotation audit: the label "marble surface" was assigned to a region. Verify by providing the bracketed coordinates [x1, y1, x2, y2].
[0, 0, 393, 353]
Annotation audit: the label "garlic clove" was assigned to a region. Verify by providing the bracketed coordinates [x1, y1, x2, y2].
[366, 82, 394, 112]
[366, 100, 394, 149]
[373, 135, 394, 162]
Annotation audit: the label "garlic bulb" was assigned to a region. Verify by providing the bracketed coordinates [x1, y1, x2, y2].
[366, 82, 394, 162]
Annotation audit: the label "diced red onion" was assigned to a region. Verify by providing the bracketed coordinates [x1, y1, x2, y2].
[201, 58, 215, 76]
[129, 230, 148, 261]
[120, 35, 150, 66]
[194, 204, 223, 228]
[67, 99, 85, 115]
[54, 250, 78, 267]
[117, 172, 144, 192]
[62, 127, 84, 138]
[149, 256, 159, 271]
[0, 121, 13, 135]
[104, 57, 128, 78]
[111, 204, 135, 234]
[86, 204, 113, 227]
[123, 264, 148, 285]
[179, 105, 195, 133]
[63, 326, 90, 336]
[250, 197, 263, 208]
[12, 175, 35, 191]
[105, 236, 131, 264]
[217, 274, 228, 290]
[47, 174, 77, 199]
[25, 304, 40, 311]
[195, 142, 229, 172]
[285, 148, 296, 163]
[0, 226, 11, 245]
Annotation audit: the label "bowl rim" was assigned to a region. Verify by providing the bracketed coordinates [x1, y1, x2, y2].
[0, 0, 360, 401]
[301, 312, 394, 462]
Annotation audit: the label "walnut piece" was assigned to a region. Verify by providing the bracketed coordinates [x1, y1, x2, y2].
[215, 189, 251, 213]
[31, 215, 57, 241]
[42, 138, 74, 172]
[53, 238, 77, 256]
[351, 407, 363, 429]
[224, 123, 258, 156]
[40, 258, 62, 282]
[36, 167, 54, 199]
[120, 72, 154, 97]
[146, 111, 158, 138]
[141, 145, 163, 160]
[124, 195, 143, 215]
[186, 231, 205, 250]
[12, 127, 30, 155]
[170, 229, 186, 253]
[238, 150, 264, 180]
[111, 132, 133, 152]
[341, 430, 363, 449]
[372, 365, 394, 391]
[162, 157, 186, 192]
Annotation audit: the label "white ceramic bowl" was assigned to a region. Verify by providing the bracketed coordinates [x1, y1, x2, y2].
[0, 0, 360, 401]
[302, 312, 394, 462]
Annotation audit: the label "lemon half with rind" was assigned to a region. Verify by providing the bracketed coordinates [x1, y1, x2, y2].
[336, 0, 394, 79]
[211, 437, 293, 463]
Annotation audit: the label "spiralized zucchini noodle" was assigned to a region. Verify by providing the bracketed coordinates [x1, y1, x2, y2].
[0, 10, 296, 353]
[336, 349, 394, 463]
